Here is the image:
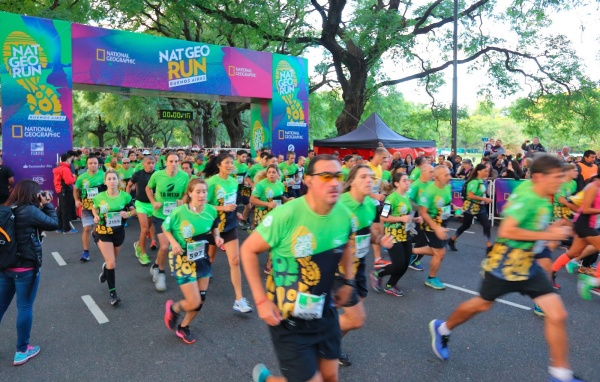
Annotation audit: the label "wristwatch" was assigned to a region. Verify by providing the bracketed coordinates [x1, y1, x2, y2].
[343, 279, 356, 288]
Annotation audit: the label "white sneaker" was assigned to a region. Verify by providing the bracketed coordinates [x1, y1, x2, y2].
[233, 297, 253, 313]
[155, 272, 167, 292]
[150, 266, 159, 283]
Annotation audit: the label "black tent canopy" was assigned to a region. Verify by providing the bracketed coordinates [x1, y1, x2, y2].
[313, 113, 436, 149]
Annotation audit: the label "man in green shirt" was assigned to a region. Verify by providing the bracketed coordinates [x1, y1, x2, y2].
[278, 151, 300, 198]
[242, 154, 356, 382]
[429, 155, 581, 382]
[233, 150, 252, 227]
[408, 164, 435, 271]
[74, 156, 106, 262]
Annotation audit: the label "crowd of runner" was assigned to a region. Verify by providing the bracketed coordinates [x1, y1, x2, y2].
[0, 143, 596, 381]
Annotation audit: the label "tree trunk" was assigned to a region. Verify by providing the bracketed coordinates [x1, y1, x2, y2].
[335, 68, 368, 135]
[220, 103, 247, 147]
[95, 115, 107, 147]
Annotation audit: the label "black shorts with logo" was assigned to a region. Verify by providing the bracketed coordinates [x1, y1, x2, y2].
[269, 305, 340, 382]
[93, 228, 126, 247]
[479, 270, 555, 302]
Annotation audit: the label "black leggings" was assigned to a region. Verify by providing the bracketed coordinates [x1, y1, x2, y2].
[377, 241, 412, 287]
[582, 252, 599, 267]
[455, 211, 491, 242]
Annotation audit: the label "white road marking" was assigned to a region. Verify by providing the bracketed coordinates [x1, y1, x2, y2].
[446, 228, 474, 234]
[444, 283, 531, 311]
[51, 252, 66, 266]
[81, 295, 109, 324]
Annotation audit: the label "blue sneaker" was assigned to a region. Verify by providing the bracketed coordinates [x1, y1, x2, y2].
[425, 277, 446, 290]
[548, 374, 586, 382]
[63, 229, 78, 234]
[55, 229, 63, 233]
[13, 345, 40, 366]
[565, 260, 580, 274]
[80, 251, 90, 262]
[252, 363, 272, 382]
[409, 260, 424, 271]
[428, 320, 449, 360]
[533, 304, 545, 317]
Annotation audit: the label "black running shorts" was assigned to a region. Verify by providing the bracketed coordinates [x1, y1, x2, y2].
[207, 228, 238, 245]
[478, 270, 555, 302]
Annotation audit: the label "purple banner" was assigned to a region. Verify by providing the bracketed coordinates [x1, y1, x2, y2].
[494, 179, 526, 215]
[450, 179, 465, 208]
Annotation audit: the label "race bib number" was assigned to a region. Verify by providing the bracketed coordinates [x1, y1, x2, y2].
[106, 212, 122, 227]
[224, 192, 237, 206]
[236, 175, 244, 185]
[186, 240, 208, 261]
[162, 201, 177, 216]
[273, 199, 282, 207]
[293, 292, 325, 320]
[86, 187, 99, 198]
[440, 205, 451, 220]
[292, 183, 301, 190]
[355, 234, 371, 259]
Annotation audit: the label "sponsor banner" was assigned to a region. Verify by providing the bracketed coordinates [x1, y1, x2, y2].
[0, 12, 73, 190]
[271, 54, 309, 157]
[250, 100, 272, 157]
[450, 179, 466, 208]
[158, 109, 194, 121]
[72, 24, 272, 98]
[494, 179, 526, 215]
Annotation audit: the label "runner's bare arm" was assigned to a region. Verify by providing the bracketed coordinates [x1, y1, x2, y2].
[498, 217, 570, 241]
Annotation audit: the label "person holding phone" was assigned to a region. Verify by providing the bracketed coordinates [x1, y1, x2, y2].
[372, 172, 423, 297]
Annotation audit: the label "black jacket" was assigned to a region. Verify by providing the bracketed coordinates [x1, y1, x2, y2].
[13, 203, 58, 268]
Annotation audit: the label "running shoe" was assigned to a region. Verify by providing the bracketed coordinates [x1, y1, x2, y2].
[110, 292, 121, 306]
[447, 238, 457, 251]
[374, 258, 391, 268]
[533, 304, 545, 317]
[247, 228, 253, 234]
[137, 253, 151, 266]
[252, 364, 272, 382]
[551, 273, 561, 290]
[577, 274, 598, 301]
[150, 240, 157, 250]
[164, 300, 179, 331]
[233, 298, 253, 313]
[548, 375, 587, 382]
[63, 229, 78, 234]
[56, 229, 63, 233]
[133, 241, 141, 256]
[428, 319, 449, 360]
[238, 220, 249, 229]
[263, 266, 271, 275]
[578, 267, 595, 276]
[370, 271, 383, 292]
[155, 273, 167, 292]
[591, 287, 600, 296]
[13, 345, 40, 366]
[384, 285, 404, 297]
[425, 277, 446, 290]
[338, 352, 352, 366]
[99, 262, 107, 284]
[565, 260, 580, 274]
[409, 260, 424, 271]
[150, 265, 159, 282]
[176, 325, 196, 344]
[80, 250, 90, 262]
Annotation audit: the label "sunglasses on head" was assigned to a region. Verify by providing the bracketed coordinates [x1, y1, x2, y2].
[310, 171, 344, 182]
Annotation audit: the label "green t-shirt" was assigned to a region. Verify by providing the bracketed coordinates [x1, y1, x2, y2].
[407, 179, 430, 204]
[466, 179, 486, 200]
[117, 167, 135, 188]
[418, 182, 452, 220]
[341, 166, 351, 182]
[252, 178, 285, 210]
[483, 188, 551, 281]
[146, 170, 190, 220]
[409, 167, 421, 181]
[384, 191, 412, 242]
[233, 161, 249, 186]
[555, 180, 577, 206]
[193, 163, 205, 176]
[279, 162, 299, 179]
[206, 174, 239, 233]
[75, 171, 106, 210]
[163, 204, 219, 250]
[247, 164, 265, 183]
[93, 190, 133, 234]
[382, 170, 391, 182]
[338, 192, 376, 263]
[255, 197, 356, 319]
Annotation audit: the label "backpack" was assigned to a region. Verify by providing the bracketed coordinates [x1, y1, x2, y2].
[0, 205, 18, 270]
[461, 180, 469, 200]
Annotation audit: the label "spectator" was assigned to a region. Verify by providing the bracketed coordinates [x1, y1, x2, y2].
[521, 157, 533, 179]
[436, 155, 446, 167]
[515, 152, 523, 164]
[481, 158, 499, 180]
[577, 150, 598, 182]
[1, 180, 58, 366]
[499, 160, 522, 180]
[443, 160, 455, 177]
[557, 146, 572, 162]
[404, 154, 415, 173]
[521, 137, 546, 158]
[0, 155, 15, 205]
[456, 159, 473, 179]
[484, 138, 495, 156]
[390, 152, 403, 168]
[52, 153, 77, 234]
[489, 139, 506, 159]
[452, 155, 463, 174]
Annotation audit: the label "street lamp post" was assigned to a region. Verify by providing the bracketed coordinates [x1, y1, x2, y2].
[451, 0, 458, 156]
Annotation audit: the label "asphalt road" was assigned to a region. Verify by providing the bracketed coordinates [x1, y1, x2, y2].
[0, 217, 597, 382]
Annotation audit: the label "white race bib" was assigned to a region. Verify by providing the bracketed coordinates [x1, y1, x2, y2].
[186, 240, 208, 261]
[273, 199, 282, 207]
[292, 183, 301, 190]
[440, 205, 451, 220]
[86, 187, 99, 198]
[236, 175, 244, 185]
[355, 234, 371, 259]
[162, 201, 177, 216]
[293, 292, 325, 320]
[106, 212, 122, 227]
[224, 192, 237, 206]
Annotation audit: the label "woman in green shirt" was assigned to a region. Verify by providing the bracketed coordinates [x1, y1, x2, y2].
[92, 169, 136, 306]
[448, 164, 493, 252]
[372, 172, 422, 297]
[162, 178, 223, 344]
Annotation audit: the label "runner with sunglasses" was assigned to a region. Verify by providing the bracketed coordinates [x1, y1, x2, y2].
[163, 178, 222, 344]
[336, 164, 394, 366]
[242, 154, 356, 382]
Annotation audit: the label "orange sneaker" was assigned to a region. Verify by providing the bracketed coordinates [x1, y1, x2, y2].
[374, 258, 391, 268]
